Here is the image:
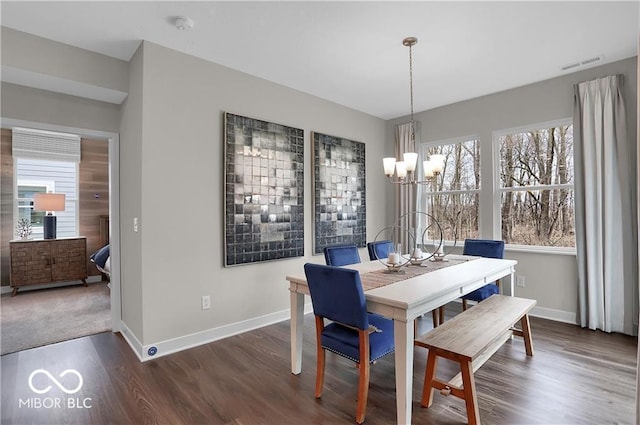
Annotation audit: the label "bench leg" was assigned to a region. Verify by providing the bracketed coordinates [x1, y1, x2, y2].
[421, 351, 438, 408]
[460, 359, 480, 425]
[520, 314, 534, 356]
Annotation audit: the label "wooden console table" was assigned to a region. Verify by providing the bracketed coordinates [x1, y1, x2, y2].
[9, 237, 88, 296]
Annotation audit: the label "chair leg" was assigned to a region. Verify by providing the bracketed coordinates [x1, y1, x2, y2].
[462, 298, 468, 311]
[314, 316, 326, 398]
[356, 330, 370, 424]
[439, 305, 445, 324]
[431, 309, 439, 328]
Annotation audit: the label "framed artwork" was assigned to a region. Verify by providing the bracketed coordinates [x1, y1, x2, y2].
[224, 112, 304, 266]
[312, 131, 366, 254]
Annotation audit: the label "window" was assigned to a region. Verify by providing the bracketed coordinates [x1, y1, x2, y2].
[12, 127, 81, 239]
[418, 136, 481, 245]
[17, 182, 51, 234]
[496, 120, 575, 248]
[15, 159, 78, 238]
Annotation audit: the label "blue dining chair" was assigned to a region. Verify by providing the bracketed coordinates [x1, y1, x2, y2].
[323, 244, 361, 266]
[367, 240, 394, 261]
[304, 263, 395, 424]
[461, 238, 505, 310]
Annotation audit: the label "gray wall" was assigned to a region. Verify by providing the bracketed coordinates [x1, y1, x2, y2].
[2, 27, 129, 95]
[386, 57, 638, 320]
[1, 28, 125, 133]
[119, 43, 144, 339]
[1, 82, 120, 133]
[125, 41, 387, 344]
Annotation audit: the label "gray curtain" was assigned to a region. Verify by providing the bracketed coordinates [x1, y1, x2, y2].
[573, 74, 637, 335]
[394, 122, 417, 251]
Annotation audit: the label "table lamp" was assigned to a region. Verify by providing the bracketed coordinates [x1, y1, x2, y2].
[34, 193, 65, 239]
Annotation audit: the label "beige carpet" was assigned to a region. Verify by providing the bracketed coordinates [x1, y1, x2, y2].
[0, 281, 111, 355]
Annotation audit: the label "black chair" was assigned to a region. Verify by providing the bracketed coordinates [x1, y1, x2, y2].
[304, 263, 395, 424]
[461, 238, 505, 310]
[323, 244, 361, 266]
[366, 240, 394, 261]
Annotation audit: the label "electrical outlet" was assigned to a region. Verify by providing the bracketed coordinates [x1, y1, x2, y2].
[133, 217, 139, 232]
[516, 275, 525, 288]
[201, 295, 211, 310]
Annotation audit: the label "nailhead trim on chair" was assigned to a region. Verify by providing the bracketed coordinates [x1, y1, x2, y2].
[323, 345, 395, 364]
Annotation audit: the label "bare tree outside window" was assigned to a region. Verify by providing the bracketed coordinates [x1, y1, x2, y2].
[419, 138, 480, 246]
[498, 123, 575, 247]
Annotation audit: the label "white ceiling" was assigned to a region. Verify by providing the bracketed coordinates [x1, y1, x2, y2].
[2, 1, 638, 119]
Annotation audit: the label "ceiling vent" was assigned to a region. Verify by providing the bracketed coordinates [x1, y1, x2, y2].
[561, 55, 604, 72]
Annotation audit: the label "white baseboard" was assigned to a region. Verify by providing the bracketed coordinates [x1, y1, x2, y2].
[529, 306, 577, 324]
[128, 302, 314, 362]
[0, 276, 104, 294]
[116, 301, 576, 362]
[118, 321, 144, 361]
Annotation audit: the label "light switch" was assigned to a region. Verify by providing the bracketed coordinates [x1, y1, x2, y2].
[133, 217, 139, 232]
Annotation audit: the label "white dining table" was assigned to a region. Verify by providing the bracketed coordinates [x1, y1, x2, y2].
[287, 254, 517, 425]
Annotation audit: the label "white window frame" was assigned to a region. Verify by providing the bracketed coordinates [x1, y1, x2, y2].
[493, 118, 576, 253]
[15, 179, 54, 237]
[13, 159, 80, 239]
[418, 134, 482, 246]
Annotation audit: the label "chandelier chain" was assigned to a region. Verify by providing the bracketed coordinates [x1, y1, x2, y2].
[409, 42, 414, 123]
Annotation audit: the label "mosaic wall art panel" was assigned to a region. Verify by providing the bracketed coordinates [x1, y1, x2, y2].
[312, 132, 366, 254]
[224, 113, 304, 266]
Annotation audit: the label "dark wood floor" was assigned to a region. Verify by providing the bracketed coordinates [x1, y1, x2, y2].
[1, 307, 637, 425]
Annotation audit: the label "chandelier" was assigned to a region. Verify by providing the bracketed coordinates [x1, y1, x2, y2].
[383, 37, 445, 185]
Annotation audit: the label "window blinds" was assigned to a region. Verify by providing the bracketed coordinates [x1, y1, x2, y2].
[12, 127, 81, 163]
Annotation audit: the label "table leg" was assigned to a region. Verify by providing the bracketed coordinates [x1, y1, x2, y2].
[394, 318, 414, 425]
[290, 290, 305, 375]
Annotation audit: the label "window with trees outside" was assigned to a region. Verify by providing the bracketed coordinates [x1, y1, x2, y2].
[418, 137, 480, 246]
[497, 120, 575, 248]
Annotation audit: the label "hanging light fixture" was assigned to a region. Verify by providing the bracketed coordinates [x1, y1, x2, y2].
[383, 37, 445, 185]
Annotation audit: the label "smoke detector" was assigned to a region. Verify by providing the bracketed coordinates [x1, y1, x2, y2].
[175, 16, 194, 31]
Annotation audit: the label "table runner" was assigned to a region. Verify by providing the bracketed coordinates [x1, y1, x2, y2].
[359, 258, 473, 291]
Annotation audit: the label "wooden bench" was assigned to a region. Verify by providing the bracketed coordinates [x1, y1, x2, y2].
[414, 294, 536, 425]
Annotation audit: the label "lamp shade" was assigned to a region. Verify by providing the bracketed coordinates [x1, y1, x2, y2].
[403, 152, 418, 172]
[423, 160, 435, 178]
[383, 157, 397, 176]
[34, 193, 65, 212]
[429, 154, 446, 174]
[395, 161, 407, 179]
